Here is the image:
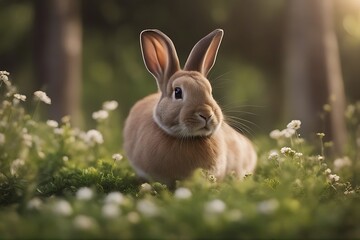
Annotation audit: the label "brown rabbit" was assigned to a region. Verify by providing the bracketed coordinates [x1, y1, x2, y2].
[123, 29, 257, 186]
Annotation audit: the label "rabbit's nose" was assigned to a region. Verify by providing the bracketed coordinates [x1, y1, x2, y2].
[199, 113, 212, 122]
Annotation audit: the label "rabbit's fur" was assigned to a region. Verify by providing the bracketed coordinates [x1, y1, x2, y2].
[123, 29, 257, 186]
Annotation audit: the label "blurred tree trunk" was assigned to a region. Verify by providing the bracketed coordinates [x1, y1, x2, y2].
[284, 0, 347, 155]
[34, 0, 82, 125]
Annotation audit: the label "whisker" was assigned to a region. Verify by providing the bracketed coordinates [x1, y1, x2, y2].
[225, 118, 254, 137]
[225, 115, 260, 129]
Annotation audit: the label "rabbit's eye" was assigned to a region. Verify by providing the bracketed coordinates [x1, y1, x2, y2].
[174, 87, 183, 99]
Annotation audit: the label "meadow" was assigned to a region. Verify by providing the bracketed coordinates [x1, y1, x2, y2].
[0, 70, 359, 239]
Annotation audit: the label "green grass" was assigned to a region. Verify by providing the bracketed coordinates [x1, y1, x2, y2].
[0, 71, 360, 239]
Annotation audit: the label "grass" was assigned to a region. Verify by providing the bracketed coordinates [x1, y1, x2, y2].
[0, 71, 360, 239]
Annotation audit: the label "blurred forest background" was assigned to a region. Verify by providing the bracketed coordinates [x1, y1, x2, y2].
[1, 0, 360, 152]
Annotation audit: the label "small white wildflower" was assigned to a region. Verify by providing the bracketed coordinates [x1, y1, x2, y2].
[61, 115, 71, 123]
[333, 157, 352, 171]
[204, 199, 226, 214]
[46, 120, 59, 128]
[281, 128, 296, 138]
[0, 71, 11, 86]
[38, 151, 46, 159]
[73, 215, 97, 230]
[174, 187, 192, 199]
[62, 156, 69, 162]
[257, 199, 279, 214]
[287, 120, 301, 130]
[34, 91, 51, 104]
[328, 174, 340, 182]
[269, 129, 282, 139]
[102, 203, 120, 219]
[324, 168, 332, 174]
[104, 192, 124, 205]
[317, 133, 325, 138]
[140, 183, 152, 193]
[0, 133, 5, 145]
[102, 100, 118, 111]
[344, 190, 355, 195]
[13, 93, 26, 101]
[92, 110, 109, 121]
[52, 199, 73, 216]
[27, 197, 43, 210]
[22, 133, 33, 147]
[137, 199, 158, 217]
[280, 147, 295, 156]
[317, 155, 325, 161]
[294, 179, 302, 187]
[76, 187, 94, 201]
[268, 150, 279, 160]
[112, 153, 123, 162]
[10, 159, 25, 176]
[85, 129, 104, 146]
[295, 152, 303, 158]
[54, 128, 64, 135]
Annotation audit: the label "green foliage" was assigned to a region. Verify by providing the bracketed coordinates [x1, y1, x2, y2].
[0, 72, 360, 239]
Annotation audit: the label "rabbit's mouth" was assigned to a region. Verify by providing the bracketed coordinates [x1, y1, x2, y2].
[191, 122, 219, 137]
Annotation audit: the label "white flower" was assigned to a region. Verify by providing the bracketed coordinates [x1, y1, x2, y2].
[268, 150, 279, 160]
[73, 215, 97, 230]
[0, 71, 11, 86]
[104, 192, 124, 205]
[85, 129, 104, 146]
[34, 91, 51, 104]
[295, 152, 303, 158]
[344, 190, 355, 195]
[137, 199, 158, 217]
[269, 129, 282, 139]
[112, 153, 123, 162]
[103, 100, 118, 111]
[333, 157, 352, 171]
[287, 120, 301, 130]
[324, 168, 332, 174]
[174, 187, 192, 199]
[76, 187, 94, 200]
[281, 128, 295, 138]
[140, 183, 152, 193]
[13, 93, 26, 101]
[0, 133, 5, 145]
[10, 159, 25, 176]
[102, 203, 120, 219]
[280, 147, 295, 156]
[27, 198, 43, 210]
[317, 155, 325, 161]
[92, 110, 109, 121]
[46, 120, 59, 128]
[52, 199, 73, 216]
[54, 128, 64, 135]
[257, 199, 279, 214]
[316, 133, 325, 138]
[328, 174, 340, 182]
[22, 133, 32, 147]
[204, 199, 226, 214]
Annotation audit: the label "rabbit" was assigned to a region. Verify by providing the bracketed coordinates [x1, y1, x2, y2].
[123, 29, 257, 186]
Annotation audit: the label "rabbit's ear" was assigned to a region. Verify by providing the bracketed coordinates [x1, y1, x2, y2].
[184, 29, 223, 76]
[140, 29, 180, 90]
